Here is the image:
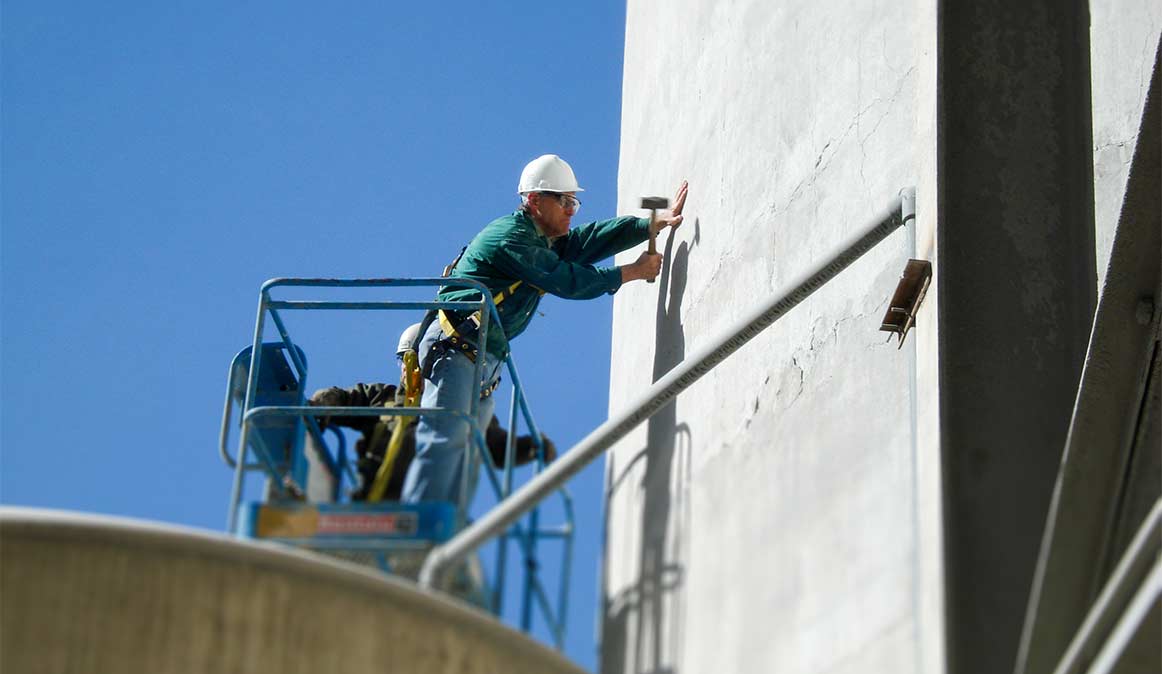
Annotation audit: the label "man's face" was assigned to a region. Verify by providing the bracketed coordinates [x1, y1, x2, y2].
[530, 192, 579, 238]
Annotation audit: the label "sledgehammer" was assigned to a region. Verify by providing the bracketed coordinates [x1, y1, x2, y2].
[641, 196, 669, 284]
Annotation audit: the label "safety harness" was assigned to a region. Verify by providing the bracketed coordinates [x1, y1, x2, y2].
[437, 279, 524, 357]
[417, 247, 544, 396]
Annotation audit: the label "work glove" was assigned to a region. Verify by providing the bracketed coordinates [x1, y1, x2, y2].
[540, 434, 557, 464]
[309, 388, 347, 408]
[307, 388, 346, 430]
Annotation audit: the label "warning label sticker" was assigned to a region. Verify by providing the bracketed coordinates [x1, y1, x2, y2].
[316, 513, 418, 536]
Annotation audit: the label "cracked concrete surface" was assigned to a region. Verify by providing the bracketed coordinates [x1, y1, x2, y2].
[603, 1, 1157, 673]
[1092, 0, 1161, 290]
[606, 3, 918, 672]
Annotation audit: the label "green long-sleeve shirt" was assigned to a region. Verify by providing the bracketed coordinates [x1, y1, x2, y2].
[438, 209, 650, 358]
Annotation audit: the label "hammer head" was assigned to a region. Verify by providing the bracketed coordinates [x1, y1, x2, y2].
[640, 196, 669, 210]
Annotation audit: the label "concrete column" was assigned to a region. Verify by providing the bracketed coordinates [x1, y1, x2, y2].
[937, 2, 1097, 673]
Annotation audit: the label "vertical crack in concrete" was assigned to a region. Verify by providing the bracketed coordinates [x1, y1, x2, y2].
[769, 66, 917, 222]
[725, 306, 883, 449]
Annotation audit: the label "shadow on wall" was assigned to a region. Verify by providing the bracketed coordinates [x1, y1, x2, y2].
[603, 223, 698, 674]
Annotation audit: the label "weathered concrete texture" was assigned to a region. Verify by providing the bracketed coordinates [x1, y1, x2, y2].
[606, 1, 922, 672]
[606, 0, 1158, 671]
[1091, 0, 1162, 289]
[938, 1, 1100, 673]
[1015, 39, 1161, 674]
[911, 2, 947, 673]
[0, 509, 585, 674]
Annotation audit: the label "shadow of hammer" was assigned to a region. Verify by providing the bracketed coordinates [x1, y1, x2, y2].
[641, 196, 670, 284]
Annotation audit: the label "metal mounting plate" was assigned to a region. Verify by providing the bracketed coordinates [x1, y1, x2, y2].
[880, 259, 933, 348]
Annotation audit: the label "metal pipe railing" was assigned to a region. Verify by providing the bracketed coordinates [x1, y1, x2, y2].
[492, 388, 520, 613]
[1049, 498, 1162, 674]
[219, 348, 264, 470]
[221, 276, 577, 645]
[264, 300, 484, 311]
[227, 277, 498, 532]
[228, 289, 272, 531]
[419, 188, 916, 588]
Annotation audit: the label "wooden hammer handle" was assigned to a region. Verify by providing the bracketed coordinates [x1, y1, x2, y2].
[640, 197, 668, 285]
[647, 218, 658, 283]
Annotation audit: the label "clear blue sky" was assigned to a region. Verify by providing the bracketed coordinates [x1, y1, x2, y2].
[2, 2, 633, 669]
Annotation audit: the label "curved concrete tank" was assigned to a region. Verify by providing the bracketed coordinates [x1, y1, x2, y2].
[0, 508, 585, 674]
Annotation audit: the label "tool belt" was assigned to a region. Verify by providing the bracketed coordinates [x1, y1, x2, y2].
[429, 312, 502, 399]
[426, 234, 548, 396]
[426, 279, 532, 399]
[425, 332, 502, 399]
[432, 278, 529, 363]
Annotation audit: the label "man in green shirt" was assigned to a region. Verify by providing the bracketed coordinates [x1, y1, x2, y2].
[402, 154, 687, 505]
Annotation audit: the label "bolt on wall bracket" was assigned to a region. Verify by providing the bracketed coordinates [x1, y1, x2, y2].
[880, 259, 933, 348]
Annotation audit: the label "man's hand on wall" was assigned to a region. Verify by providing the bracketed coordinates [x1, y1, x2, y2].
[650, 180, 689, 235]
[623, 181, 689, 284]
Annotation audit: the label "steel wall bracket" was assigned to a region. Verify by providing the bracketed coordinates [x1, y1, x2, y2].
[880, 259, 933, 348]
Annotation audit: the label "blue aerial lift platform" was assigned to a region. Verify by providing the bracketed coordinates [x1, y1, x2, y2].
[218, 278, 575, 647]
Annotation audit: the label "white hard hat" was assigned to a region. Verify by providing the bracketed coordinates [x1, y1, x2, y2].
[397, 322, 422, 355]
[517, 154, 585, 195]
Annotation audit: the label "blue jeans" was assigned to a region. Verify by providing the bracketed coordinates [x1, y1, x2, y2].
[401, 320, 500, 505]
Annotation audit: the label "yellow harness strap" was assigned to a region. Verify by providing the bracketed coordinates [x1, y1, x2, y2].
[438, 280, 541, 339]
[366, 350, 423, 503]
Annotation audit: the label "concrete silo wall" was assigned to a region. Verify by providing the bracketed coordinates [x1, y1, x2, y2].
[605, 2, 928, 672]
[1092, 0, 1162, 288]
[604, 1, 1159, 673]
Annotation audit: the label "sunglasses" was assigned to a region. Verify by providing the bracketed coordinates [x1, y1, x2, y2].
[541, 192, 581, 214]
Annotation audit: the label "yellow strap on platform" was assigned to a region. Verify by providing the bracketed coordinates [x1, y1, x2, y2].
[366, 350, 423, 503]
